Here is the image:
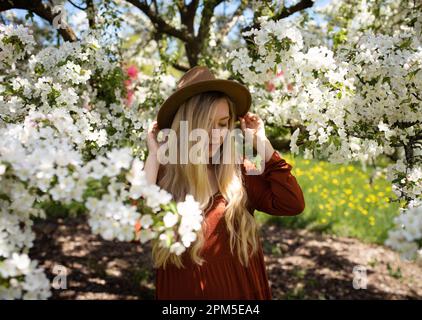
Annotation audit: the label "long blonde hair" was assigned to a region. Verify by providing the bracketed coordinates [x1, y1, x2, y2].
[152, 91, 259, 269]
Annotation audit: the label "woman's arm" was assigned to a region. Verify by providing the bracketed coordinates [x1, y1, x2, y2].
[145, 152, 160, 185]
[255, 135, 275, 163]
[242, 148, 305, 216]
[239, 112, 274, 163]
[239, 112, 305, 216]
[145, 120, 161, 185]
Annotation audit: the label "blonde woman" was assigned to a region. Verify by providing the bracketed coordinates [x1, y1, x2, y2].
[145, 66, 305, 299]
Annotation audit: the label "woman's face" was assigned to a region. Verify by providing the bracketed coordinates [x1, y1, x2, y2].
[208, 98, 230, 158]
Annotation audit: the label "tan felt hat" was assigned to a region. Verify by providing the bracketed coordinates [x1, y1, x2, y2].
[157, 65, 251, 130]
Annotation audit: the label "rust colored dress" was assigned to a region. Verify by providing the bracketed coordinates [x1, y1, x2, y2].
[155, 150, 305, 300]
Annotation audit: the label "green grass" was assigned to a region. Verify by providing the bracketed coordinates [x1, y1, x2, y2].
[255, 152, 403, 245]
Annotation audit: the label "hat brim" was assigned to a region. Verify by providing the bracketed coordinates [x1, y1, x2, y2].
[157, 79, 251, 130]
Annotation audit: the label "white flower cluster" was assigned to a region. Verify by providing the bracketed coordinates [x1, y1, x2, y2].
[228, 18, 303, 86]
[0, 24, 36, 68]
[230, 19, 349, 159]
[386, 160, 422, 203]
[135, 194, 204, 256]
[127, 159, 204, 256]
[0, 24, 203, 299]
[385, 206, 422, 265]
[227, 1, 422, 260]
[175, 194, 203, 249]
[0, 253, 51, 299]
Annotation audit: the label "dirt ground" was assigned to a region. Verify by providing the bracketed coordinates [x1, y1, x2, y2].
[30, 216, 422, 300]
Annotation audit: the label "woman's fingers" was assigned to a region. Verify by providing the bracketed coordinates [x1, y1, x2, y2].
[148, 120, 156, 132]
[148, 121, 160, 143]
[244, 112, 259, 123]
[240, 113, 262, 132]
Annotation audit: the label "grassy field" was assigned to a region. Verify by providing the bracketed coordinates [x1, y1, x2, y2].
[255, 153, 403, 245]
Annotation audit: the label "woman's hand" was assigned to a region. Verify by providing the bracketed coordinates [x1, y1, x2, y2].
[239, 112, 266, 147]
[147, 120, 160, 155]
[239, 112, 274, 163]
[145, 120, 161, 185]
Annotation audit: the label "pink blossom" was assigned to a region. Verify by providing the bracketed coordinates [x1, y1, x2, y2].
[126, 65, 138, 79]
[265, 81, 275, 92]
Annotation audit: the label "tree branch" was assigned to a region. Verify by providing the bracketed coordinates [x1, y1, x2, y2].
[196, 0, 224, 43]
[274, 0, 314, 20]
[126, 0, 193, 43]
[171, 62, 190, 72]
[177, 0, 198, 35]
[68, 0, 87, 11]
[216, 0, 248, 46]
[85, 0, 96, 29]
[241, 0, 314, 37]
[0, 0, 78, 42]
[185, 0, 223, 65]
[128, 0, 224, 67]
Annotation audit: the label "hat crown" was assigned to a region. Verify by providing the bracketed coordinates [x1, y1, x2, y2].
[177, 66, 216, 90]
[157, 65, 250, 130]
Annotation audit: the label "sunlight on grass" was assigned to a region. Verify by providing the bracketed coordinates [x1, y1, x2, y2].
[255, 152, 403, 245]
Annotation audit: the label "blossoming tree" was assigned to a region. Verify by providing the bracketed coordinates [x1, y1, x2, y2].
[227, 0, 422, 261]
[0, 24, 204, 299]
[0, 0, 421, 299]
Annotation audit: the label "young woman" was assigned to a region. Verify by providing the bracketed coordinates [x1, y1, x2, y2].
[144, 66, 305, 300]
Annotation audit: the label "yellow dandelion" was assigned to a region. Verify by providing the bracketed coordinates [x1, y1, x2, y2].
[360, 208, 368, 215]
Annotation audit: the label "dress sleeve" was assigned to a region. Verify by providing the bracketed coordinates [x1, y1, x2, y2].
[241, 150, 305, 216]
